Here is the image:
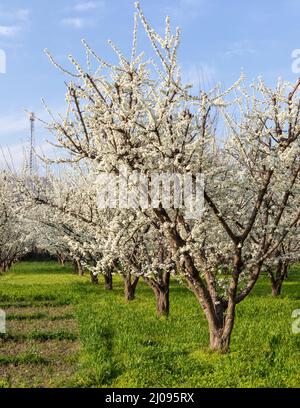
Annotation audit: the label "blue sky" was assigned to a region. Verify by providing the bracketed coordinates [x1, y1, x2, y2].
[0, 0, 300, 166]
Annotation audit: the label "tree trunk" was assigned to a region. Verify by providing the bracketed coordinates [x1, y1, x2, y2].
[124, 275, 139, 301]
[0, 262, 8, 273]
[77, 260, 84, 276]
[73, 259, 84, 276]
[57, 253, 66, 266]
[209, 329, 231, 353]
[145, 272, 170, 317]
[268, 260, 288, 297]
[206, 301, 235, 354]
[90, 272, 99, 285]
[186, 250, 241, 354]
[271, 281, 283, 297]
[154, 287, 170, 317]
[104, 270, 113, 290]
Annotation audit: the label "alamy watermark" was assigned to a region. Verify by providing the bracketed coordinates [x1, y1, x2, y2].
[292, 49, 300, 74]
[96, 166, 204, 219]
[292, 309, 300, 334]
[0, 49, 6, 74]
[0, 309, 6, 334]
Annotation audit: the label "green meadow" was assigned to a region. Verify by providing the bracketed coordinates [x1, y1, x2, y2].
[0, 261, 300, 388]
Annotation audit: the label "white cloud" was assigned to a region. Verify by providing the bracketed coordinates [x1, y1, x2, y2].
[61, 2, 104, 30]
[72, 1, 104, 12]
[0, 26, 20, 37]
[220, 41, 256, 58]
[163, 0, 209, 21]
[61, 17, 93, 29]
[0, 8, 30, 39]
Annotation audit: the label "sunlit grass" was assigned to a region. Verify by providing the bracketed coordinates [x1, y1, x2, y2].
[1, 261, 300, 387]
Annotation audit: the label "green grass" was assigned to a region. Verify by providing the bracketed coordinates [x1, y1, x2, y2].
[1, 261, 300, 387]
[0, 353, 50, 366]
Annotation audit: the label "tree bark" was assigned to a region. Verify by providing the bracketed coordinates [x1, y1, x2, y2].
[205, 300, 236, 353]
[185, 248, 242, 353]
[0, 262, 9, 273]
[271, 281, 283, 297]
[124, 274, 139, 301]
[104, 270, 113, 290]
[73, 259, 84, 276]
[154, 286, 170, 317]
[145, 272, 170, 317]
[268, 260, 288, 297]
[90, 272, 99, 285]
[57, 253, 66, 266]
[209, 328, 231, 353]
[151, 214, 244, 352]
[192, 284, 233, 353]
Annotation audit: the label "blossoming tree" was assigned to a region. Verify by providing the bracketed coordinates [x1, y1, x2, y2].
[0, 172, 32, 273]
[40, 3, 300, 353]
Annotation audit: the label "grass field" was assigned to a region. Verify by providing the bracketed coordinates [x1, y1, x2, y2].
[1, 261, 300, 388]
